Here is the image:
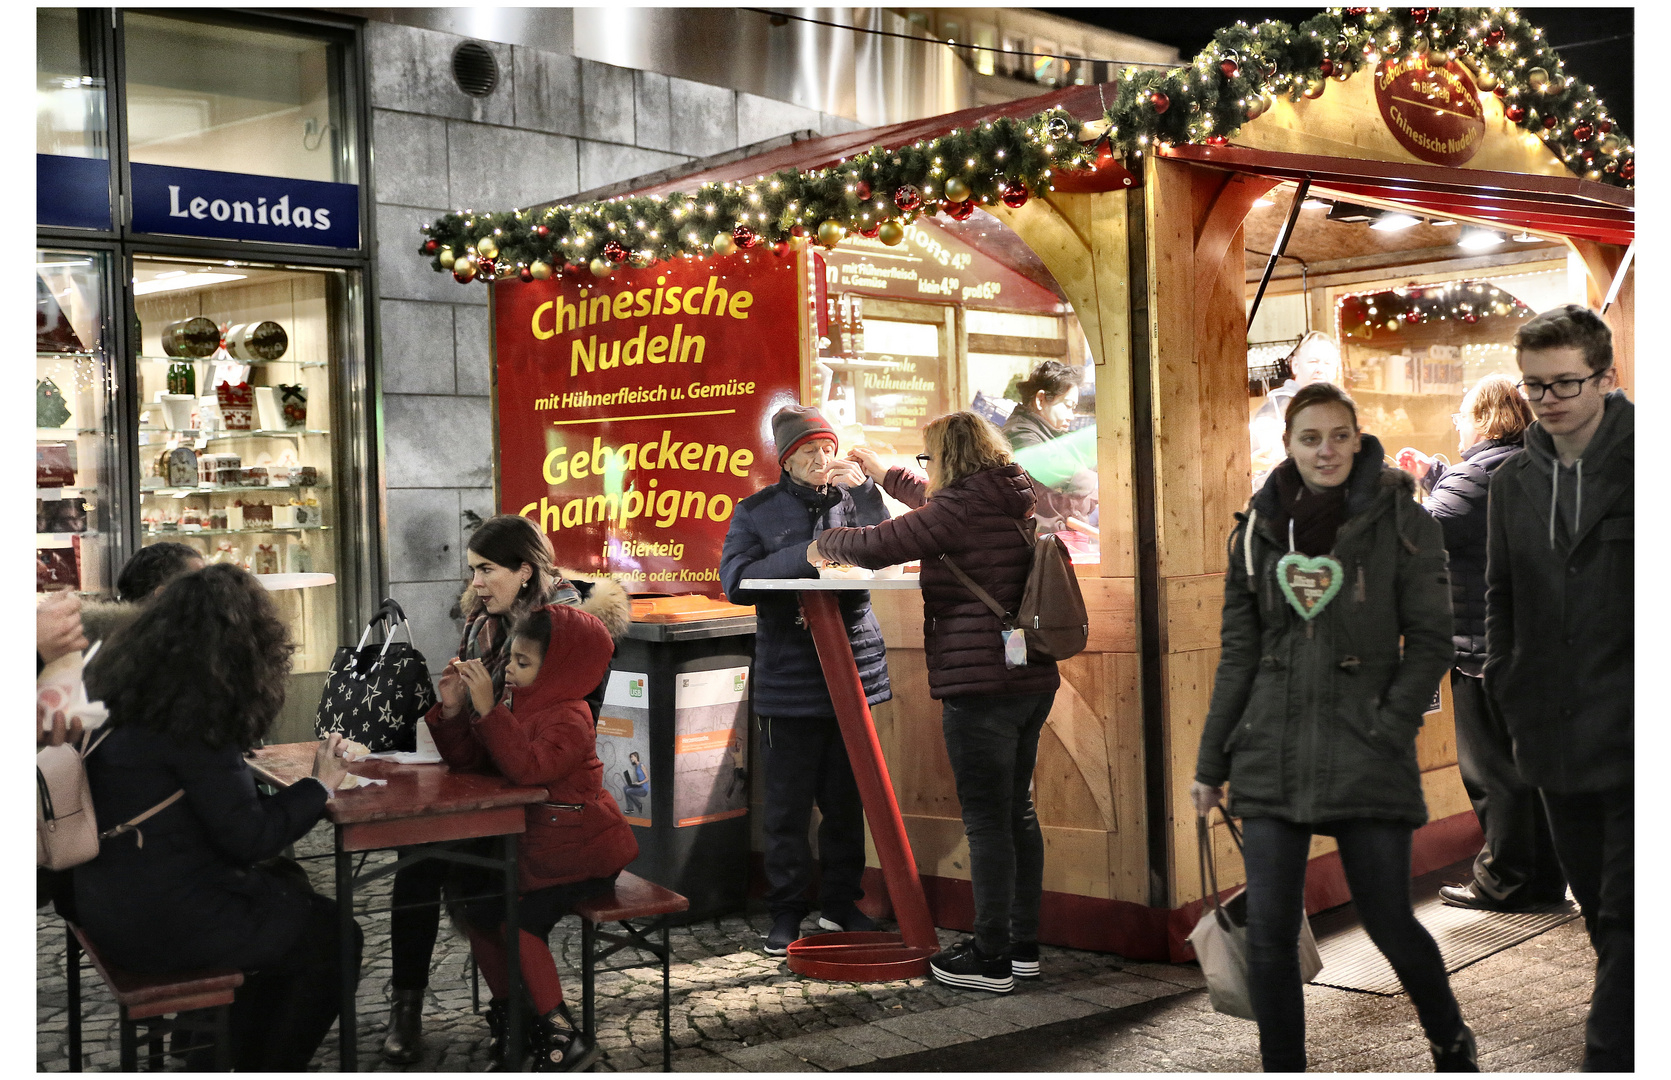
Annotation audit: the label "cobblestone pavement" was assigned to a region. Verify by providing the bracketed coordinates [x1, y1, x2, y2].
[37, 820, 1200, 1072]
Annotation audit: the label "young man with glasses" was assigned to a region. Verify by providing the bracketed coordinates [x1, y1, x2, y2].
[1484, 304, 1632, 1070]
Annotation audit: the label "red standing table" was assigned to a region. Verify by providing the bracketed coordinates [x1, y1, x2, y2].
[739, 576, 938, 980]
[248, 743, 547, 1071]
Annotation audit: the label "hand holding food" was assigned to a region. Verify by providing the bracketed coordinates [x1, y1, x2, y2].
[312, 732, 350, 791]
[822, 457, 866, 489]
[846, 446, 887, 484]
[455, 658, 497, 717]
[438, 656, 467, 718]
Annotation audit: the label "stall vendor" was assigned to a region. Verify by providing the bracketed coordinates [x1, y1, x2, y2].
[1002, 361, 1097, 534]
[718, 405, 891, 956]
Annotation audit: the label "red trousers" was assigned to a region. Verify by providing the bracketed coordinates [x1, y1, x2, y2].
[465, 924, 565, 1015]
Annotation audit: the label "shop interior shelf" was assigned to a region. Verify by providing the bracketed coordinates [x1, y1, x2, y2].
[38, 352, 98, 360]
[37, 530, 99, 545]
[143, 483, 329, 497]
[137, 355, 326, 368]
[137, 427, 329, 439]
[142, 523, 331, 538]
[38, 428, 105, 438]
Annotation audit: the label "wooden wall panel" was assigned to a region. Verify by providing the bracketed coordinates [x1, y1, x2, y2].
[1105, 653, 1150, 904]
[1162, 648, 1218, 904]
[1148, 161, 1207, 580]
[1198, 221, 1255, 573]
[1165, 573, 1228, 654]
[1416, 673, 1458, 773]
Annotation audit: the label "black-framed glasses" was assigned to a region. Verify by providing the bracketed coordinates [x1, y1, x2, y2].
[1517, 370, 1609, 401]
[914, 454, 932, 467]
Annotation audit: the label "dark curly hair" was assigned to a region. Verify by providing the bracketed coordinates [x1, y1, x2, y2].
[86, 563, 294, 751]
[116, 541, 203, 602]
[510, 606, 554, 660]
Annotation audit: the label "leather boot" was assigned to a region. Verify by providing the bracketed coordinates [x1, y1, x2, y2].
[1430, 1025, 1480, 1072]
[379, 987, 425, 1065]
[484, 999, 529, 1072]
[530, 1003, 599, 1072]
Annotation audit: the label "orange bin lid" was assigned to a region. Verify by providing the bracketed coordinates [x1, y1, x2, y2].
[630, 594, 756, 623]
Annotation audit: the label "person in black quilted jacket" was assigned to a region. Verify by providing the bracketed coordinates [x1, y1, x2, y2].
[1418, 375, 1566, 913]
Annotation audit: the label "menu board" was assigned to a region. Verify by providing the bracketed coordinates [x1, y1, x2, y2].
[820, 217, 1061, 313]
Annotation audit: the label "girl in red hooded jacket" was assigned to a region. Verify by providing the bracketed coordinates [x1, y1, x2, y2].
[429, 602, 638, 1071]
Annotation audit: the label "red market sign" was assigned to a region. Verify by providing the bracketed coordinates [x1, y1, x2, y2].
[493, 251, 808, 596]
[1374, 56, 1486, 168]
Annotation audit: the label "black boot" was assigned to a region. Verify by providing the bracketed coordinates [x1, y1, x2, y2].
[1431, 1025, 1480, 1072]
[530, 1003, 599, 1072]
[380, 987, 425, 1064]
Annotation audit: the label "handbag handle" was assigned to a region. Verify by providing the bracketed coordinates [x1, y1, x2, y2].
[1196, 805, 1243, 917]
[352, 598, 416, 671]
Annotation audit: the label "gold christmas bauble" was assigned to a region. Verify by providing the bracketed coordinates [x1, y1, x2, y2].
[712, 233, 738, 257]
[529, 260, 553, 280]
[1410, 33, 1429, 57]
[944, 177, 972, 203]
[589, 258, 614, 278]
[1526, 67, 1549, 90]
[437, 247, 456, 268]
[1599, 134, 1621, 154]
[476, 237, 499, 260]
[878, 221, 905, 246]
[1246, 97, 1265, 121]
[1476, 69, 1499, 91]
[1385, 319, 1400, 332]
[1302, 78, 1326, 99]
[453, 255, 477, 279]
[816, 220, 847, 249]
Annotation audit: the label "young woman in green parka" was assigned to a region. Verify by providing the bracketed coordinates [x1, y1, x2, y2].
[1191, 383, 1479, 1072]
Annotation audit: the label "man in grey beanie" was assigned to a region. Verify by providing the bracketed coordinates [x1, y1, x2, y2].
[720, 405, 892, 955]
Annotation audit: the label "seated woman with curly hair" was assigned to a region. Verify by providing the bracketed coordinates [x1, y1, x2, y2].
[78, 563, 360, 1072]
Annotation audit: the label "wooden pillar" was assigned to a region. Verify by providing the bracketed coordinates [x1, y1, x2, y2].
[1566, 239, 1635, 396]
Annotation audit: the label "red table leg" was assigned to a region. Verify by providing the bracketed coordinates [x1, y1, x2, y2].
[787, 590, 936, 980]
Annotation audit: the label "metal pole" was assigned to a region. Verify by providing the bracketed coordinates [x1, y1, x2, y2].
[1248, 176, 1311, 330]
[504, 833, 524, 1070]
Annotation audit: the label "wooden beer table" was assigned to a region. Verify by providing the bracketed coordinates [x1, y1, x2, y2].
[738, 577, 937, 980]
[247, 743, 548, 1071]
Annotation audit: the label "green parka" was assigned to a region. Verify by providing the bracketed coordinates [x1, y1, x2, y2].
[1194, 436, 1455, 826]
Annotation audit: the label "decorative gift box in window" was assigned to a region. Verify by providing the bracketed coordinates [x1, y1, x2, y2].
[216, 381, 254, 431]
[278, 384, 307, 429]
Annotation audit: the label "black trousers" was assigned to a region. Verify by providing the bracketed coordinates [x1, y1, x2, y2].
[229, 890, 364, 1071]
[759, 715, 866, 919]
[1542, 785, 1633, 1072]
[1242, 817, 1465, 1072]
[1451, 671, 1566, 901]
[390, 851, 449, 992]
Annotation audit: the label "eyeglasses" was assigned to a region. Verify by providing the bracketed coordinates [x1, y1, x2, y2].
[1516, 370, 1609, 401]
[914, 454, 932, 467]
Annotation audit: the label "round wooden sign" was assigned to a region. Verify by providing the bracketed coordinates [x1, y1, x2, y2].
[1373, 57, 1486, 167]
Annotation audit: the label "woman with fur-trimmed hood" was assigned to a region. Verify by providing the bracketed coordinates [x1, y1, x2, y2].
[378, 515, 629, 1065]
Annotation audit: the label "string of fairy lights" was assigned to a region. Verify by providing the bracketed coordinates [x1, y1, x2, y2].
[416, 7, 1634, 286]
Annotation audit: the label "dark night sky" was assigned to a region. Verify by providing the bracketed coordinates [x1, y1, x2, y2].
[1039, 8, 1634, 137]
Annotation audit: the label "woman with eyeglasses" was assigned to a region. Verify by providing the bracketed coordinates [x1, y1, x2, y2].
[1420, 375, 1568, 914]
[815, 412, 1057, 994]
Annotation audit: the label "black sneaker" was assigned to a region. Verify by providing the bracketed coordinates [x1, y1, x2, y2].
[1010, 941, 1041, 979]
[817, 904, 877, 933]
[929, 937, 1013, 993]
[1430, 1025, 1479, 1072]
[764, 911, 803, 956]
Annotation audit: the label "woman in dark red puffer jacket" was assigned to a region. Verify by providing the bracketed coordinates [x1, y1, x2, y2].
[814, 411, 1058, 994]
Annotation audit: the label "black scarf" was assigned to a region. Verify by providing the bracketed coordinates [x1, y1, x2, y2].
[1272, 459, 1348, 557]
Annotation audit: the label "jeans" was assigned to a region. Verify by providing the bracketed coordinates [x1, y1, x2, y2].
[760, 715, 866, 918]
[1451, 671, 1566, 901]
[1541, 785, 1633, 1071]
[1242, 817, 1465, 1072]
[230, 890, 364, 1071]
[940, 690, 1054, 956]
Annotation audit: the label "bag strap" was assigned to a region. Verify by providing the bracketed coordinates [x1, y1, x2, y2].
[354, 598, 416, 658]
[939, 553, 1014, 628]
[99, 789, 186, 849]
[1196, 806, 1243, 916]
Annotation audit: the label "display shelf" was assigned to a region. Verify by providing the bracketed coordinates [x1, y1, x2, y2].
[137, 427, 329, 440]
[142, 523, 331, 538]
[37, 428, 103, 439]
[37, 487, 87, 499]
[37, 530, 97, 545]
[142, 483, 329, 498]
[137, 354, 326, 369]
[38, 351, 97, 360]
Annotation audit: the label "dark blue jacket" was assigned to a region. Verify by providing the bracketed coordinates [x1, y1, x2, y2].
[1421, 437, 1522, 675]
[720, 471, 891, 717]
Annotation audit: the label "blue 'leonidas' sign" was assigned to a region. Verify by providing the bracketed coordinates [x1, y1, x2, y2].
[38, 154, 112, 231]
[130, 163, 360, 249]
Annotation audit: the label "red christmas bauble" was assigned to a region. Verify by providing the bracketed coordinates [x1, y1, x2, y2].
[1205, 135, 1228, 145]
[945, 199, 976, 221]
[518, 266, 534, 283]
[791, 223, 807, 237]
[1599, 120, 1612, 134]
[602, 240, 627, 263]
[1494, 85, 1508, 99]
[1463, 312, 1479, 324]
[1404, 311, 1420, 324]
[477, 257, 497, 279]
[733, 225, 759, 248]
[533, 225, 550, 238]
[1345, 7, 1367, 15]
[1150, 90, 1170, 114]
[1505, 105, 1526, 122]
[1412, 8, 1431, 25]
[893, 184, 923, 212]
[772, 240, 791, 257]
[1573, 124, 1593, 141]
[1000, 181, 1029, 209]
[1582, 150, 1596, 165]
[1621, 160, 1634, 181]
[1485, 28, 1504, 46]
[1220, 58, 1239, 78]
[1542, 115, 1558, 130]
[1319, 59, 1334, 77]
[422, 239, 438, 254]
[855, 180, 872, 201]
[856, 223, 880, 238]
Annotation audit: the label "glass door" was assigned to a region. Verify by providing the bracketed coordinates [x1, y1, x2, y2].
[37, 248, 121, 596]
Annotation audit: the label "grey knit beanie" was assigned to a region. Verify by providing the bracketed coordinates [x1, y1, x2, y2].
[771, 404, 837, 465]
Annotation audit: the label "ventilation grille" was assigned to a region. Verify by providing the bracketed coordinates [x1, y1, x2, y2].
[453, 42, 498, 97]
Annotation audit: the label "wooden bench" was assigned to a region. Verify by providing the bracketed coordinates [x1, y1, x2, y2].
[574, 872, 690, 1072]
[65, 921, 243, 1072]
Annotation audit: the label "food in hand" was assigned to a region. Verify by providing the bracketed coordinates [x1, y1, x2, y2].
[340, 739, 370, 759]
[336, 773, 361, 790]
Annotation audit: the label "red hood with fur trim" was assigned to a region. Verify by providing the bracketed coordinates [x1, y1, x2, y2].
[507, 603, 615, 715]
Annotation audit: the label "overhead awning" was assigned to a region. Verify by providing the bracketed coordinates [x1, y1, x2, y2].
[1159, 143, 1634, 248]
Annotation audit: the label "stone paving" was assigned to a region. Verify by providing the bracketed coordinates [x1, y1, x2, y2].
[37, 819, 1201, 1072]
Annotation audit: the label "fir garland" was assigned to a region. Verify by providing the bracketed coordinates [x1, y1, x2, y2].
[419, 7, 1633, 285]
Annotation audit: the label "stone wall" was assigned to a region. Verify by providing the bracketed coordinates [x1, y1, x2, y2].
[366, 21, 864, 667]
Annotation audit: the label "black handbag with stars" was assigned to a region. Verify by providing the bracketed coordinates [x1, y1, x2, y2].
[315, 598, 437, 752]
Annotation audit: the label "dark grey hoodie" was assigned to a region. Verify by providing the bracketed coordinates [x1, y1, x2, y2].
[1483, 391, 1633, 792]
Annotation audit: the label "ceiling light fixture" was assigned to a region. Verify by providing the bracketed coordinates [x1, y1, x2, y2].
[1300, 198, 1329, 210]
[1512, 230, 1541, 242]
[1458, 228, 1504, 251]
[1428, 217, 1458, 227]
[133, 272, 247, 296]
[1370, 212, 1421, 232]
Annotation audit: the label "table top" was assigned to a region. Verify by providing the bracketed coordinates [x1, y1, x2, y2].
[248, 742, 547, 826]
[739, 575, 922, 591]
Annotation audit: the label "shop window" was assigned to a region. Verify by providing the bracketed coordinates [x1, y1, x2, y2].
[132, 255, 357, 674]
[37, 9, 108, 159]
[972, 23, 997, 76]
[122, 13, 356, 185]
[37, 250, 120, 596]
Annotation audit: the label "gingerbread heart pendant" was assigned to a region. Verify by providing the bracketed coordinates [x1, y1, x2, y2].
[1276, 552, 1344, 621]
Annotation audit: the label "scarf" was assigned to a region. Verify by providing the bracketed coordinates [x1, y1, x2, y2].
[1272, 459, 1348, 557]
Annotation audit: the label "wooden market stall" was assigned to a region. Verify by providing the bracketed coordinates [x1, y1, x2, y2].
[416, 9, 1633, 960]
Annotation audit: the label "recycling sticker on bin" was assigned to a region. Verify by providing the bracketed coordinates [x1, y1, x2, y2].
[673, 667, 750, 827]
[597, 670, 652, 826]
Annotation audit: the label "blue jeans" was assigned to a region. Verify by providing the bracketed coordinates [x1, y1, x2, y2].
[1242, 817, 1465, 1072]
[941, 691, 1055, 956]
